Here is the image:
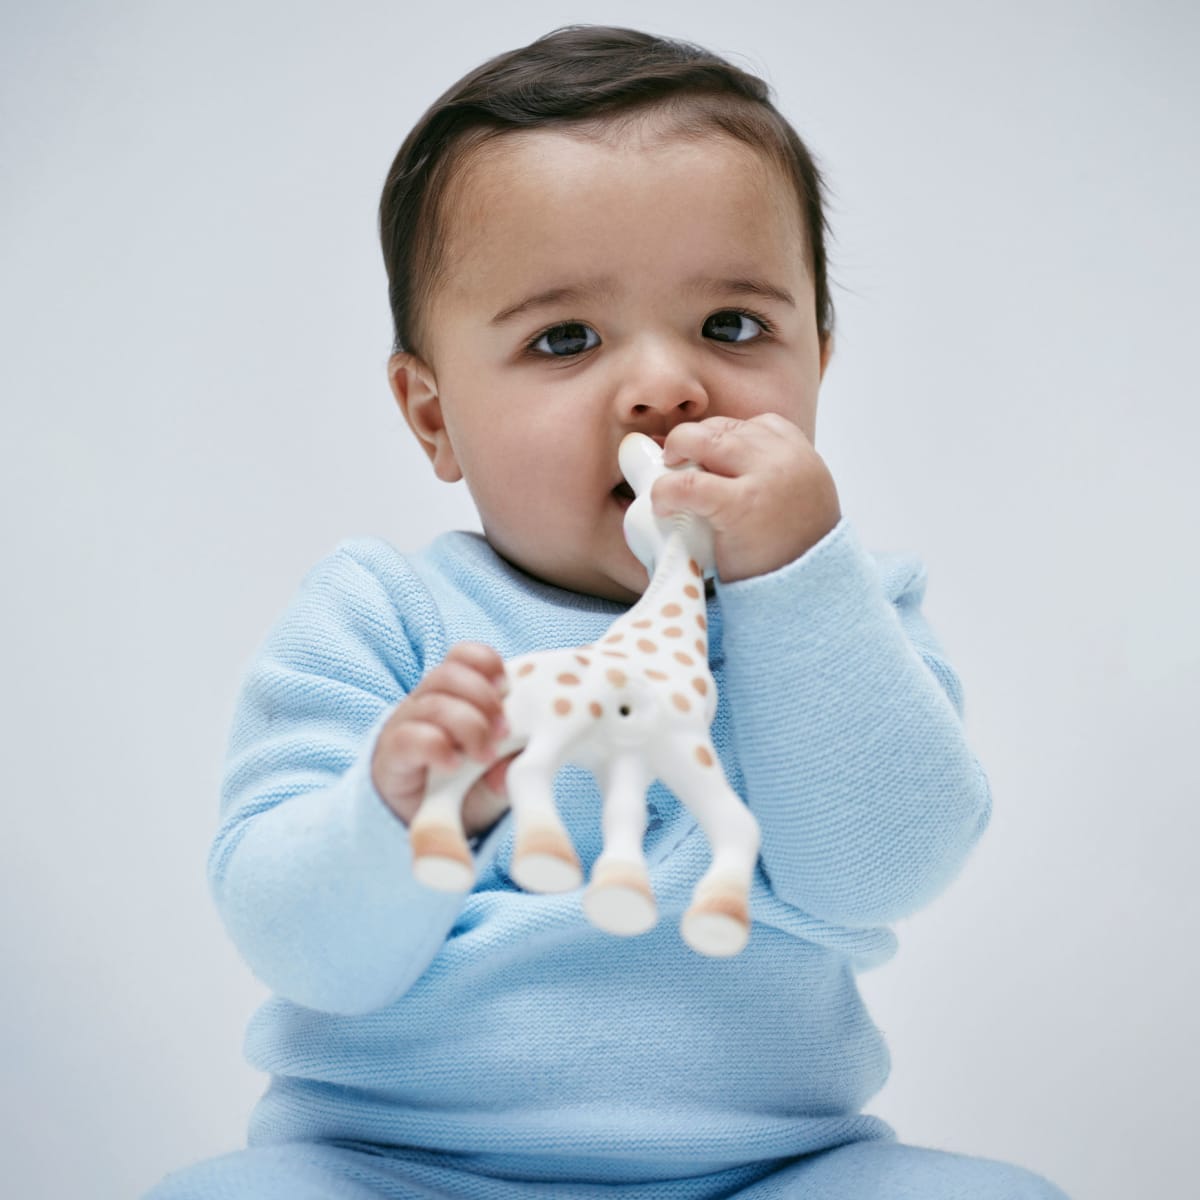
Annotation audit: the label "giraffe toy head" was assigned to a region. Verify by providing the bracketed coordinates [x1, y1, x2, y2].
[619, 432, 716, 584]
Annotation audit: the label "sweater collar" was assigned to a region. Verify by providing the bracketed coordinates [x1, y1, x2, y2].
[423, 530, 725, 666]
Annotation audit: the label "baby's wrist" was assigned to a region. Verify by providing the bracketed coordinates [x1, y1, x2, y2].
[717, 518, 839, 582]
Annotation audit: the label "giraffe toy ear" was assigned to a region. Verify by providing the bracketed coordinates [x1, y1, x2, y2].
[619, 432, 716, 580]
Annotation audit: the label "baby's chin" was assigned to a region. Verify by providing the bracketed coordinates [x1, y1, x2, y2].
[491, 537, 646, 605]
[484, 496, 655, 603]
[577, 539, 650, 604]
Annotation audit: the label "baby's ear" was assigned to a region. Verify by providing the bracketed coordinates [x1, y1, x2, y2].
[387, 352, 462, 483]
[818, 333, 834, 381]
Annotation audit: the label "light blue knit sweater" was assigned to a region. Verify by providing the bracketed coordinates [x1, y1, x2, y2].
[211, 515, 991, 1180]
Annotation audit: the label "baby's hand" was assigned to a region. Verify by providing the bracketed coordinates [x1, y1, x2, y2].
[371, 642, 514, 838]
[653, 413, 841, 582]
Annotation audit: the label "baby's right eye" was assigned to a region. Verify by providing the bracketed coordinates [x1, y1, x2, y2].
[527, 322, 600, 358]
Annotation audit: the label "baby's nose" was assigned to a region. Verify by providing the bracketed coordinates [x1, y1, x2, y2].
[618, 380, 708, 424]
[613, 338, 710, 424]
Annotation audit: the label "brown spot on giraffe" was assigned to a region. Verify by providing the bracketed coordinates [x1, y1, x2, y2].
[589, 701, 603, 718]
[601, 650, 629, 659]
[605, 633, 624, 644]
[556, 673, 581, 686]
[645, 669, 668, 681]
[662, 626, 683, 638]
[689, 559, 701, 577]
[575, 654, 591, 666]
[672, 693, 691, 713]
[606, 668, 628, 688]
[661, 603, 682, 617]
[673, 651, 694, 666]
[637, 639, 657, 654]
[684, 584, 700, 599]
[692, 677, 708, 696]
[695, 745, 714, 768]
[633, 619, 652, 629]
[696, 614, 707, 631]
[553, 697, 572, 716]
[517, 662, 536, 677]
[695, 639, 706, 656]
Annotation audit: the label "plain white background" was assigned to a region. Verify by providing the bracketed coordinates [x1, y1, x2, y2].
[3, 2, 1196, 1197]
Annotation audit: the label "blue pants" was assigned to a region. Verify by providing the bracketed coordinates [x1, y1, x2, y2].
[145, 1139, 1069, 1199]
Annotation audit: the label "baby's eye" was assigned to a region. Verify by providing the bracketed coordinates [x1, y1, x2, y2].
[703, 310, 770, 343]
[527, 322, 600, 357]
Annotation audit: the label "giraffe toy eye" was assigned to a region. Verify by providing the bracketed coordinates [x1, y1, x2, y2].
[618, 705, 632, 717]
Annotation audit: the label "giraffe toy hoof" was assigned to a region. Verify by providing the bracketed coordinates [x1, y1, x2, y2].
[512, 852, 584, 893]
[511, 829, 583, 893]
[409, 821, 475, 892]
[412, 853, 476, 892]
[583, 858, 658, 936]
[680, 886, 750, 957]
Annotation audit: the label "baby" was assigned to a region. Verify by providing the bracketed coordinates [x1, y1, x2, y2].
[146, 24, 1069, 1200]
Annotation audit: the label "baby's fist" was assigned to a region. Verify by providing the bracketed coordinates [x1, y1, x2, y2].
[655, 413, 841, 582]
[371, 642, 513, 837]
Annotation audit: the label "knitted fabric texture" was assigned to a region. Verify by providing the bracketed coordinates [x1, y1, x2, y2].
[209, 515, 991, 1179]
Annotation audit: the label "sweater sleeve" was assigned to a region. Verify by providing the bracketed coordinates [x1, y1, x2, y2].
[207, 545, 508, 1016]
[714, 515, 992, 927]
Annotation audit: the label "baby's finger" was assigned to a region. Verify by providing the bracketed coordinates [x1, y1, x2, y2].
[380, 718, 463, 776]
[420, 658, 509, 726]
[661, 416, 749, 475]
[405, 691, 504, 762]
[662, 414, 790, 477]
[480, 751, 518, 795]
[462, 756, 515, 836]
[650, 466, 736, 525]
[442, 641, 508, 687]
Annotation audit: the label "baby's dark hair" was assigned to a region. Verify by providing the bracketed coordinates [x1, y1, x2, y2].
[379, 24, 835, 363]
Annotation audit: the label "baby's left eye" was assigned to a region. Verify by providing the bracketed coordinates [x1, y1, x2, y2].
[703, 310, 769, 343]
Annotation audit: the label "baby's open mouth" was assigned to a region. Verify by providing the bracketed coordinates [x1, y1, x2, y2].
[612, 481, 636, 507]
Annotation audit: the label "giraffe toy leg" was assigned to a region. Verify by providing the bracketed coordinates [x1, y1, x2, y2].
[408, 723, 531, 891]
[408, 763, 484, 892]
[506, 733, 584, 893]
[654, 736, 761, 957]
[584, 754, 657, 937]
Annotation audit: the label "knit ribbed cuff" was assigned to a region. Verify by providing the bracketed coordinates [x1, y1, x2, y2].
[713, 514, 877, 626]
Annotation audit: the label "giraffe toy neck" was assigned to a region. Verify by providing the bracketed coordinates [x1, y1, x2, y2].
[606, 519, 712, 664]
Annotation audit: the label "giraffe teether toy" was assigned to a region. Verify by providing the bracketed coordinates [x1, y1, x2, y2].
[408, 432, 762, 956]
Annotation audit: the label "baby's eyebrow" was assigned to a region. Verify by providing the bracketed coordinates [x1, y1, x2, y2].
[490, 279, 618, 326]
[490, 274, 795, 327]
[689, 275, 796, 310]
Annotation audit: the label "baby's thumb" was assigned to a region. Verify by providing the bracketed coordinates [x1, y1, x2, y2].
[481, 753, 514, 795]
[462, 752, 516, 835]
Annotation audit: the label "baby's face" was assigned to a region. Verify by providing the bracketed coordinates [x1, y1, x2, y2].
[393, 123, 828, 603]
